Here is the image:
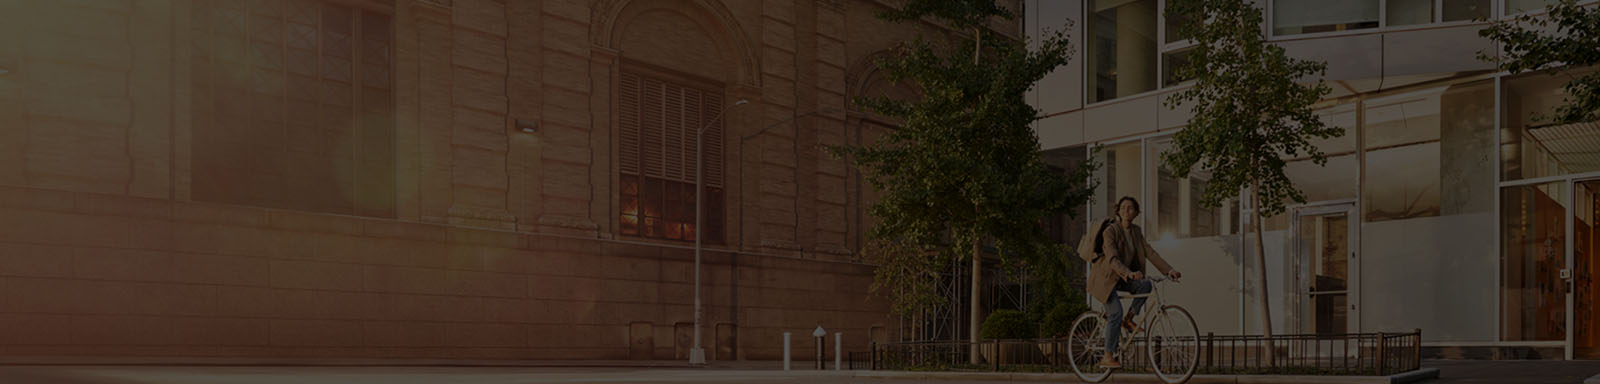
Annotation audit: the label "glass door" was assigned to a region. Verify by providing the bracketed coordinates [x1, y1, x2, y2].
[1291, 203, 1358, 335]
[1500, 182, 1568, 344]
[1573, 180, 1600, 358]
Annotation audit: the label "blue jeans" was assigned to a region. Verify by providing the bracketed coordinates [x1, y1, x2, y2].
[1105, 278, 1152, 355]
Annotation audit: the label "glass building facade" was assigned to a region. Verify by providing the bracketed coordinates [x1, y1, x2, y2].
[1027, 0, 1599, 358]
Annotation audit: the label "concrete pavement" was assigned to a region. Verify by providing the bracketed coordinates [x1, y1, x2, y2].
[1422, 359, 1600, 384]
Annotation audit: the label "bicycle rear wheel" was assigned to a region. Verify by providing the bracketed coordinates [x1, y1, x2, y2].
[1067, 311, 1113, 383]
[1146, 305, 1200, 384]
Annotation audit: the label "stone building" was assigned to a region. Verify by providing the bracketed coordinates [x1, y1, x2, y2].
[0, 0, 1022, 361]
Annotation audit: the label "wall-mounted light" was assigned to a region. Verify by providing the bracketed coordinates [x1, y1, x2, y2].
[515, 119, 537, 133]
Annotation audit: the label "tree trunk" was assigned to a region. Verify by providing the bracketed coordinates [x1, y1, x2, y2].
[1250, 174, 1275, 365]
[973, 27, 982, 65]
[969, 236, 982, 364]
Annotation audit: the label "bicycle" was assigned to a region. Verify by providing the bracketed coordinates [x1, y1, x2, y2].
[1066, 275, 1199, 384]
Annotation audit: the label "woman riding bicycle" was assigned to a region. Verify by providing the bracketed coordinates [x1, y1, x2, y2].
[1088, 196, 1183, 368]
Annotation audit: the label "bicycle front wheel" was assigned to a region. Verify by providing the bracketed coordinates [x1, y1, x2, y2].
[1067, 311, 1113, 383]
[1146, 305, 1200, 384]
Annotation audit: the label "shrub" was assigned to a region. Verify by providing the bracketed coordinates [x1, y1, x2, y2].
[980, 309, 1035, 340]
[1038, 300, 1089, 338]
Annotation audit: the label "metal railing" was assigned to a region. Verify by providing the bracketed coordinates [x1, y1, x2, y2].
[860, 329, 1422, 376]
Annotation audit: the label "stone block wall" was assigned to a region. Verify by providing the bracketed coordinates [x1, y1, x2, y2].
[0, 0, 1016, 360]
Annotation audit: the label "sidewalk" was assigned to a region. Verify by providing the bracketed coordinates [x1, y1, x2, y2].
[1423, 359, 1600, 384]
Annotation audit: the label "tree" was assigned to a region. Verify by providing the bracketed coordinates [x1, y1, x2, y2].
[1480, 0, 1600, 124]
[832, 0, 1093, 364]
[1161, 0, 1338, 345]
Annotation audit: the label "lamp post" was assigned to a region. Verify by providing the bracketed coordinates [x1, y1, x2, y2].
[691, 98, 748, 365]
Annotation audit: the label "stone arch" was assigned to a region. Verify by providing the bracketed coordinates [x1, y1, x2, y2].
[846, 49, 921, 113]
[592, 0, 758, 87]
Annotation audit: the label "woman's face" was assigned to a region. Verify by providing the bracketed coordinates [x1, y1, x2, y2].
[1118, 200, 1139, 223]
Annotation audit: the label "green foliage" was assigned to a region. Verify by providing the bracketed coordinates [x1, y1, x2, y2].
[1036, 294, 1089, 338]
[1480, 0, 1600, 124]
[877, 0, 1013, 30]
[832, 1, 1095, 317]
[1161, 0, 1338, 218]
[979, 309, 1034, 339]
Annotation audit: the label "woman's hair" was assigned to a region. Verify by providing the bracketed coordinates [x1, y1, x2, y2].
[1116, 196, 1141, 214]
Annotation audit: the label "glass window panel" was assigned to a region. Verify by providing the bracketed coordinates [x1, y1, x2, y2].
[1089, 0, 1158, 103]
[1162, 48, 1193, 87]
[1287, 154, 1359, 203]
[1148, 139, 1238, 239]
[1442, 0, 1491, 21]
[1502, 67, 1600, 181]
[1506, 0, 1559, 15]
[1364, 81, 1494, 222]
[1500, 182, 1567, 341]
[1093, 141, 1143, 223]
[1042, 146, 1090, 245]
[1272, 0, 1379, 35]
[1164, 10, 1192, 44]
[1387, 0, 1435, 26]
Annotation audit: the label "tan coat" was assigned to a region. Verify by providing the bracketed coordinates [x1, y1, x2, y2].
[1086, 219, 1175, 303]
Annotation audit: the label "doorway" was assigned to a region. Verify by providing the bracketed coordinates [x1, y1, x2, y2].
[1574, 180, 1600, 358]
[1291, 203, 1359, 335]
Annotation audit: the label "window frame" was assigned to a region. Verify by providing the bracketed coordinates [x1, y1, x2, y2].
[615, 60, 730, 244]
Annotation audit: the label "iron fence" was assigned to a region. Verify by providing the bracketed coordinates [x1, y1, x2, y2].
[858, 329, 1422, 376]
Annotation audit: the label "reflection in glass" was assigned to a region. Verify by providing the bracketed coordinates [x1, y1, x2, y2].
[1364, 81, 1494, 222]
[1150, 139, 1238, 239]
[1093, 141, 1143, 222]
[1387, 0, 1434, 26]
[1272, 0, 1379, 35]
[1578, 181, 1600, 351]
[1162, 48, 1193, 87]
[1506, 0, 1559, 15]
[1443, 0, 1490, 21]
[1297, 213, 1349, 334]
[1089, 0, 1157, 103]
[1042, 146, 1090, 245]
[1285, 104, 1357, 204]
[1502, 68, 1600, 182]
[1501, 182, 1567, 341]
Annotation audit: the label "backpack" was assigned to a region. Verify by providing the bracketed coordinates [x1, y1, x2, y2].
[1075, 218, 1116, 263]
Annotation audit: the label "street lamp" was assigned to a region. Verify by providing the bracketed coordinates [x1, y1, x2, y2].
[691, 98, 748, 365]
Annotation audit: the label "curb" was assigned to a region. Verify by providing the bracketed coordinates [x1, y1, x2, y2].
[1388, 368, 1439, 384]
[850, 368, 1441, 383]
[0, 357, 702, 368]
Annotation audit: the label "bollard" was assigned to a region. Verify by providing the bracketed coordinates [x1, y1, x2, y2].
[834, 332, 842, 370]
[783, 332, 792, 371]
[813, 326, 827, 370]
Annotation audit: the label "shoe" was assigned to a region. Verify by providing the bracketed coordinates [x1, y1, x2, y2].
[1098, 358, 1122, 368]
[1121, 318, 1142, 333]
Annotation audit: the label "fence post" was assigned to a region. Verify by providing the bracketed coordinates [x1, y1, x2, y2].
[870, 341, 877, 370]
[1205, 332, 1214, 372]
[1412, 328, 1422, 371]
[1375, 332, 1387, 376]
[992, 340, 1000, 372]
[835, 332, 842, 371]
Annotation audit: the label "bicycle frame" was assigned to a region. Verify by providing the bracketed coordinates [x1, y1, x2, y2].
[1108, 276, 1175, 356]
